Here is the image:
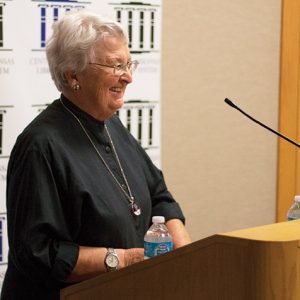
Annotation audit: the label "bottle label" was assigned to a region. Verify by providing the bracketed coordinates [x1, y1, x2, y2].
[287, 217, 297, 221]
[144, 241, 173, 259]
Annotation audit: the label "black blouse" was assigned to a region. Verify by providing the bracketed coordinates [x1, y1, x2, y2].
[1, 95, 185, 299]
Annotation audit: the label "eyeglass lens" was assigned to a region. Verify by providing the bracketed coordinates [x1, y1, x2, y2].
[115, 61, 138, 74]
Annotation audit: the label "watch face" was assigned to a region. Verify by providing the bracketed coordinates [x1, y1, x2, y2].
[107, 254, 119, 268]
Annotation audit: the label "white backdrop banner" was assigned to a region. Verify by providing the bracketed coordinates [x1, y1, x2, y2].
[0, 0, 161, 288]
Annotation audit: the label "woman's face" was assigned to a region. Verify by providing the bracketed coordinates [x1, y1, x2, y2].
[76, 36, 133, 121]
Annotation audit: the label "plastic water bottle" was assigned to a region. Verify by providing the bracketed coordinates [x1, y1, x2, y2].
[144, 216, 173, 259]
[287, 195, 300, 220]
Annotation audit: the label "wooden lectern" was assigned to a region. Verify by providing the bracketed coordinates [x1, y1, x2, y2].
[61, 220, 300, 300]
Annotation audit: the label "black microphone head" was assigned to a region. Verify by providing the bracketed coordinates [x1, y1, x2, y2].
[224, 98, 237, 109]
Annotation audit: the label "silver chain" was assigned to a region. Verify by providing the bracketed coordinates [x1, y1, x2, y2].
[59, 98, 135, 205]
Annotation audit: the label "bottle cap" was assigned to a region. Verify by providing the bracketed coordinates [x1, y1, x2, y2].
[295, 195, 300, 203]
[152, 216, 165, 223]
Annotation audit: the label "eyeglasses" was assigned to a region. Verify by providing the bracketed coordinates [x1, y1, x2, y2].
[88, 60, 139, 75]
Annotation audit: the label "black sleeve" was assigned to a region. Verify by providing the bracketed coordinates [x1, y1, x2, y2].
[6, 148, 79, 288]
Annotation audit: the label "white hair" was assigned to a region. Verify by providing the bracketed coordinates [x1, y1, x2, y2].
[46, 10, 127, 91]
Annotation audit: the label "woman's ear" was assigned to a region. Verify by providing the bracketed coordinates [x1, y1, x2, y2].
[64, 70, 78, 89]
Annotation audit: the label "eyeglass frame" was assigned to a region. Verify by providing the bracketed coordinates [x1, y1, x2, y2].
[88, 60, 139, 75]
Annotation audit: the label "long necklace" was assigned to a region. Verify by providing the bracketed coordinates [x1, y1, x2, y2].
[60, 97, 141, 216]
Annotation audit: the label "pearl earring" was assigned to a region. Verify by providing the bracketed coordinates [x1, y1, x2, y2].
[73, 83, 80, 91]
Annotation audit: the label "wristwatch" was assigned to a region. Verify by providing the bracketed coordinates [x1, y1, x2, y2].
[104, 248, 119, 271]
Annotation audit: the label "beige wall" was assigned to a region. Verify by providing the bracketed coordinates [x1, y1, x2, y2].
[161, 0, 282, 240]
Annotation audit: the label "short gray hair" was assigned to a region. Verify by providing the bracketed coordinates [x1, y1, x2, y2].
[46, 10, 127, 91]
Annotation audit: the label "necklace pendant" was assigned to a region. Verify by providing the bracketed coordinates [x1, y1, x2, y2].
[131, 201, 141, 216]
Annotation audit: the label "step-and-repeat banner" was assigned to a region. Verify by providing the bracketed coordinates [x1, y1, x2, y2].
[0, 0, 161, 287]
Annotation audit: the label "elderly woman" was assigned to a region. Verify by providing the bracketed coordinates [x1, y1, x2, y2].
[1, 10, 191, 300]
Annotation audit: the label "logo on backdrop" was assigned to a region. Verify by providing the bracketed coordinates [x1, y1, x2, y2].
[31, 0, 91, 50]
[109, 1, 160, 53]
[0, 2, 5, 48]
[0, 0, 12, 51]
[116, 100, 159, 149]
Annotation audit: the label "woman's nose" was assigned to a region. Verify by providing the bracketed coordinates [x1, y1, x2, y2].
[120, 69, 133, 84]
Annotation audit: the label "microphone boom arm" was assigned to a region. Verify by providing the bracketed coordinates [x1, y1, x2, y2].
[224, 98, 300, 148]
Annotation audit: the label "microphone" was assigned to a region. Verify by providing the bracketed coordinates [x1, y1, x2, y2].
[224, 98, 300, 148]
